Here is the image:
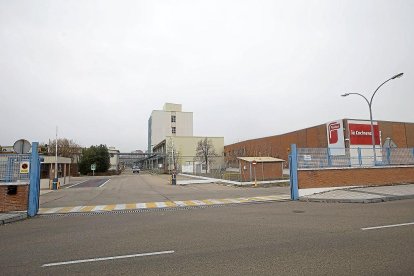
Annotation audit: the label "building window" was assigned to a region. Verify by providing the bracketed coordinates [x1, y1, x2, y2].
[171, 115, 176, 123]
[172, 127, 176, 134]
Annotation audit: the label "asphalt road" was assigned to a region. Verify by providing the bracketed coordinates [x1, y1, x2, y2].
[1, 199, 413, 275]
[68, 178, 110, 189]
[40, 173, 289, 208]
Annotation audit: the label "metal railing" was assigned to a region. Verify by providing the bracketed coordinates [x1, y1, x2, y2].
[0, 154, 31, 183]
[297, 147, 414, 169]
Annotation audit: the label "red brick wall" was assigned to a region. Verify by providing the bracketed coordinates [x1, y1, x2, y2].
[225, 123, 327, 164]
[225, 120, 414, 167]
[298, 166, 414, 189]
[0, 185, 28, 212]
[240, 161, 283, 182]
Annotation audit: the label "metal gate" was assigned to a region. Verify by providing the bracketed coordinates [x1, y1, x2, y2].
[0, 142, 41, 216]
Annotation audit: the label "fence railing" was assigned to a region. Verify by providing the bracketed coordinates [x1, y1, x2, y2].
[0, 154, 31, 183]
[297, 147, 414, 169]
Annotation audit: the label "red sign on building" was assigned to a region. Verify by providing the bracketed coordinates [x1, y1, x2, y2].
[348, 122, 380, 145]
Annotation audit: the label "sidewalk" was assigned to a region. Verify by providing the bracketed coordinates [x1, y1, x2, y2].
[300, 184, 414, 203]
[0, 212, 27, 225]
[178, 173, 289, 186]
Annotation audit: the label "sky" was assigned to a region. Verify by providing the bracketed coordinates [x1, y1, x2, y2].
[1, 0, 413, 152]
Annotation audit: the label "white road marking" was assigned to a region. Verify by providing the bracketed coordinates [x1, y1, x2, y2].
[361, 222, 414, 231]
[174, 201, 186, 207]
[155, 202, 167, 208]
[136, 203, 147, 209]
[69, 206, 85, 213]
[42, 250, 175, 267]
[191, 200, 207, 205]
[42, 207, 63, 214]
[65, 180, 88, 189]
[92, 205, 106, 212]
[208, 199, 225, 204]
[98, 179, 111, 188]
[114, 204, 126, 210]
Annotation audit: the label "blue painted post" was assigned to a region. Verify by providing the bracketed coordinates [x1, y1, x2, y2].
[386, 147, 391, 165]
[290, 144, 299, 200]
[358, 147, 362, 166]
[327, 148, 332, 167]
[28, 142, 41, 217]
[5, 157, 14, 182]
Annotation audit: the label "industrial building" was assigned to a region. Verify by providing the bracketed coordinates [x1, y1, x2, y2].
[147, 103, 193, 153]
[146, 103, 224, 174]
[224, 119, 414, 167]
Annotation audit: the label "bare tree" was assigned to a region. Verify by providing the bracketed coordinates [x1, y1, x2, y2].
[46, 138, 82, 161]
[166, 139, 180, 172]
[195, 138, 218, 174]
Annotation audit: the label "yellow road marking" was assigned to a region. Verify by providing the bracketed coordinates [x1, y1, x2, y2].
[58, 207, 76, 213]
[146, 202, 157, 209]
[80, 206, 96, 212]
[39, 195, 290, 214]
[125, 203, 137, 209]
[165, 201, 177, 207]
[201, 199, 215, 205]
[102, 205, 116, 211]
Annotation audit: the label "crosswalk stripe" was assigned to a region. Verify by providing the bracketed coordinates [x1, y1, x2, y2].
[155, 202, 167, 208]
[165, 201, 177, 207]
[146, 202, 157, 208]
[80, 206, 95, 212]
[38, 194, 290, 214]
[201, 199, 216, 205]
[59, 207, 77, 213]
[102, 205, 116, 211]
[92, 205, 106, 212]
[69, 206, 85, 212]
[114, 204, 125, 210]
[126, 203, 137, 209]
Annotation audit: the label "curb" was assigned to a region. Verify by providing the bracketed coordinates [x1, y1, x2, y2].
[299, 194, 414, 204]
[0, 212, 28, 225]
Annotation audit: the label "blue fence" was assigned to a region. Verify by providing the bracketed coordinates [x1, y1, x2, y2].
[0, 154, 31, 183]
[0, 142, 41, 217]
[297, 147, 414, 169]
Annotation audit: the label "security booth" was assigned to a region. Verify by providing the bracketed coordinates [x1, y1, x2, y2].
[40, 156, 72, 190]
[237, 157, 285, 182]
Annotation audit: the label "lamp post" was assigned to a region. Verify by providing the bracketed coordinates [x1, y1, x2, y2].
[341, 73, 403, 165]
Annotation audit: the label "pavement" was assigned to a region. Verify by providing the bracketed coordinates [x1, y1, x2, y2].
[0, 212, 27, 225]
[301, 183, 414, 203]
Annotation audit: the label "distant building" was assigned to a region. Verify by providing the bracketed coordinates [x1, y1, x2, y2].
[148, 103, 193, 153]
[152, 136, 224, 173]
[108, 147, 120, 171]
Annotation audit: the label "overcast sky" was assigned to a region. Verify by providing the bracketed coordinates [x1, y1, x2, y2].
[1, 0, 413, 152]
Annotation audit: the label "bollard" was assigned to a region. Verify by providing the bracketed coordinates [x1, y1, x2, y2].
[171, 172, 176, 185]
[52, 177, 58, 190]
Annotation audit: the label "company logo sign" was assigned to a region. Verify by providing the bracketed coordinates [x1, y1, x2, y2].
[328, 122, 341, 144]
[326, 120, 345, 155]
[348, 122, 380, 146]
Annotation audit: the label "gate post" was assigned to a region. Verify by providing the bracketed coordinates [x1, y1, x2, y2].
[289, 144, 299, 200]
[28, 142, 41, 217]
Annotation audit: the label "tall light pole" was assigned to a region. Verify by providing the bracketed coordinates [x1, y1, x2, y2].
[341, 73, 403, 165]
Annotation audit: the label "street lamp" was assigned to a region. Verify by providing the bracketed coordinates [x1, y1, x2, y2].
[341, 73, 403, 165]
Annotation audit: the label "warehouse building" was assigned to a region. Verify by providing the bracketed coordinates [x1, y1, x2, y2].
[224, 119, 414, 167]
